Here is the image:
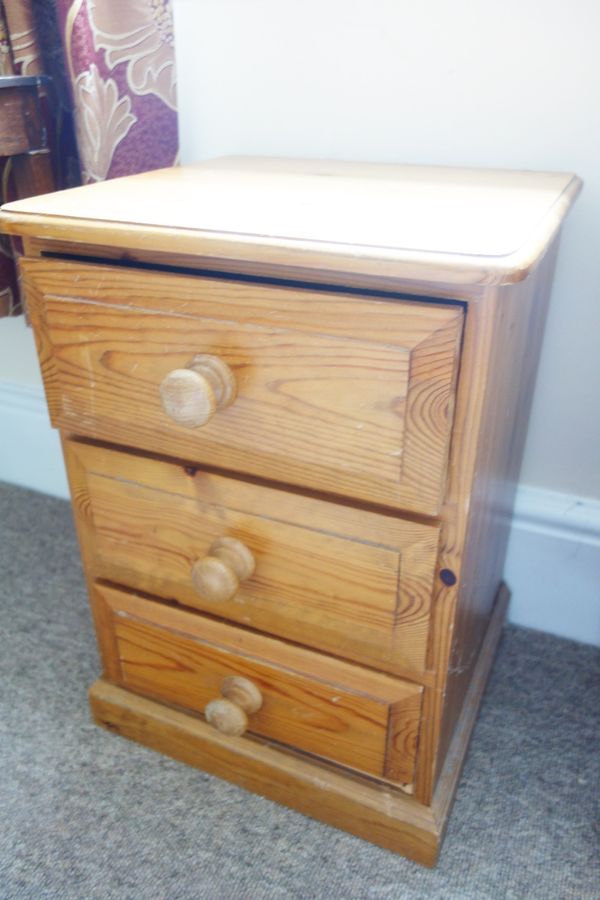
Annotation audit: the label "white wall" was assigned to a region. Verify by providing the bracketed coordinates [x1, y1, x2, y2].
[4, 0, 599, 498]
[0, 316, 42, 385]
[1, 0, 598, 644]
[173, 0, 600, 499]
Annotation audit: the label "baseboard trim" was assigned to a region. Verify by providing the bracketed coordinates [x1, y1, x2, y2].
[0, 380, 69, 498]
[0, 380, 48, 414]
[0, 381, 598, 645]
[512, 484, 600, 546]
[506, 485, 600, 646]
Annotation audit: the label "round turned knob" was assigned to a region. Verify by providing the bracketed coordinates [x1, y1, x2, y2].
[205, 676, 263, 737]
[204, 698, 248, 736]
[191, 537, 255, 602]
[159, 354, 236, 428]
[221, 675, 263, 713]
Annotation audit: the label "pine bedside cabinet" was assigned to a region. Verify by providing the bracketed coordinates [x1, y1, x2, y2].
[0, 158, 581, 866]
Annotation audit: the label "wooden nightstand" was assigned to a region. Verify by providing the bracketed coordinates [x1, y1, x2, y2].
[0, 158, 580, 865]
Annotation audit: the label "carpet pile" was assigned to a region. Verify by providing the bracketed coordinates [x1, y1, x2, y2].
[0, 482, 598, 899]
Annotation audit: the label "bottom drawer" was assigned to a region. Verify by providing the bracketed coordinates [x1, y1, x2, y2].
[94, 582, 423, 786]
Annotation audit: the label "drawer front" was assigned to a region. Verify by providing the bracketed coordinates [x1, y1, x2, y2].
[24, 258, 463, 515]
[67, 440, 440, 677]
[94, 583, 423, 785]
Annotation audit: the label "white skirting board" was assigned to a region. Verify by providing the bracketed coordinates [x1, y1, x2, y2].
[505, 487, 600, 647]
[1, 381, 599, 647]
[0, 382, 69, 499]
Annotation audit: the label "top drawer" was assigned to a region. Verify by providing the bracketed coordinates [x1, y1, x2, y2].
[23, 258, 463, 514]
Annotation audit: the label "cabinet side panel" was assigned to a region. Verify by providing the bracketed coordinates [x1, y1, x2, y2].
[413, 238, 561, 803]
[435, 240, 561, 784]
[413, 286, 499, 802]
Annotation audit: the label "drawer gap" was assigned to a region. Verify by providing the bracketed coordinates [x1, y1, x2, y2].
[96, 577, 436, 690]
[40, 249, 466, 310]
[69, 434, 443, 527]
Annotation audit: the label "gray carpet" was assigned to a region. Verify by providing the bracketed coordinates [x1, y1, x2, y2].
[0, 481, 598, 900]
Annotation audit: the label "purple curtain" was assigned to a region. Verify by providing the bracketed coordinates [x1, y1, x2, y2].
[55, 0, 178, 183]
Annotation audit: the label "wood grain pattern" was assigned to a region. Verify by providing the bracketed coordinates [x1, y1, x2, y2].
[90, 589, 508, 866]
[0, 79, 54, 209]
[86, 586, 507, 868]
[90, 678, 440, 866]
[1, 157, 582, 286]
[204, 697, 250, 736]
[191, 537, 256, 603]
[431, 584, 509, 836]
[0, 81, 46, 155]
[220, 675, 263, 712]
[15, 234, 497, 301]
[23, 257, 463, 515]
[160, 354, 237, 427]
[200, 676, 263, 737]
[94, 582, 423, 785]
[412, 241, 562, 804]
[413, 289, 503, 802]
[434, 243, 563, 784]
[64, 439, 440, 678]
[1, 158, 580, 864]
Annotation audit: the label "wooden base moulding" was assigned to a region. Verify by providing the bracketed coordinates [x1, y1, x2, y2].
[89, 583, 509, 867]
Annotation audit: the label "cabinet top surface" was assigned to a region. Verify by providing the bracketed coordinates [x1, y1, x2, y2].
[0, 157, 581, 285]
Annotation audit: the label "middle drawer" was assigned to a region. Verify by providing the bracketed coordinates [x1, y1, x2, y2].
[66, 440, 440, 678]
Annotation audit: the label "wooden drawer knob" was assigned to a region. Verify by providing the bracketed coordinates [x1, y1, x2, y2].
[159, 353, 237, 428]
[205, 676, 263, 737]
[191, 537, 255, 602]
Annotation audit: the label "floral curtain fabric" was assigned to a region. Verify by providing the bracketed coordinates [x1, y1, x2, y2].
[0, 0, 178, 316]
[55, 0, 178, 184]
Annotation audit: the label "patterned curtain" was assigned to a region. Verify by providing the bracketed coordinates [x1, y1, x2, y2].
[0, 0, 178, 316]
[55, 0, 178, 183]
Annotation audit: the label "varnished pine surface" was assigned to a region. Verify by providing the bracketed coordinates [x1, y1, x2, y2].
[434, 244, 563, 784]
[2, 157, 580, 863]
[24, 257, 463, 515]
[87, 580, 508, 868]
[65, 439, 439, 677]
[1, 158, 582, 285]
[95, 583, 423, 785]
[90, 680, 440, 866]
